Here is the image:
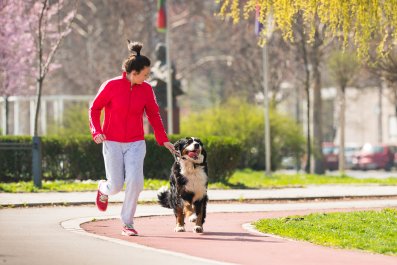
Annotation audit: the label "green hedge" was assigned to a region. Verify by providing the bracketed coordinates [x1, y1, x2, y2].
[0, 135, 242, 183]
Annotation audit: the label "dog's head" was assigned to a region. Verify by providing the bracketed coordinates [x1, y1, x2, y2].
[174, 137, 206, 164]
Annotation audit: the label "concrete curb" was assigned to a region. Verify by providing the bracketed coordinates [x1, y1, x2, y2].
[2, 194, 397, 208]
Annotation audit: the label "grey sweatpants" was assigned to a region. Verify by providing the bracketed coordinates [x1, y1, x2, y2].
[99, 140, 146, 226]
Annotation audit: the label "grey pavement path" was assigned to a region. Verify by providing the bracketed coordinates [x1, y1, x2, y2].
[1, 185, 397, 207]
[0, 205, 226, 265]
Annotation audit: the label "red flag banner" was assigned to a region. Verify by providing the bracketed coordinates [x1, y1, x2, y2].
[157, 0, 166, 32]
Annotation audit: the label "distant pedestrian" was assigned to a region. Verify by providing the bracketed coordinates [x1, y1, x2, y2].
[89, 40, 175, 236]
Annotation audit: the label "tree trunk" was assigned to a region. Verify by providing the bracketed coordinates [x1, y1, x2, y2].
[34, 78, 43, 136]
[305, 83, 311, 173]
[312, 55, 325, 174]
[338, 87, 346, 173]
[297, 18, 311, 174]
[4, 96, 9, 135]
[311, 23, 325, 175]
[34, 0, 46, 137]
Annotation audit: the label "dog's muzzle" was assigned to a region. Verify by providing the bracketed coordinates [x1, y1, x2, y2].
[187, 149, 200, 159]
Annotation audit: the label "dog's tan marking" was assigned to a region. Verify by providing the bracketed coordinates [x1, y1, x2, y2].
[183, 202, 194, 218]
[175, 205, 185, 232]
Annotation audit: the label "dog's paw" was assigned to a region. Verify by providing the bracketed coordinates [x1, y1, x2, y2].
[193, 226, 203, 233]
[188, 214, 197, 223]
[174, 225, 186, 232]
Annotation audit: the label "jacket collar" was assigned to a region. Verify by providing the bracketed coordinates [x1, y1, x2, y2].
[122, 72, 133, 85]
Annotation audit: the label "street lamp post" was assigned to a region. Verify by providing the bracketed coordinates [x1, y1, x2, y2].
[262, 43, 271, 176]
[256, 9, 273, 176]
[165, 0, 173, 134]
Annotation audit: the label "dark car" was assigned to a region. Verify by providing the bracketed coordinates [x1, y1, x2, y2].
[352, 143, 396, 171]
[323, 142, 338, 171]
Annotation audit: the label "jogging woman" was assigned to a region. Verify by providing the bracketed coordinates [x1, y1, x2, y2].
[89, 41, 175, 236]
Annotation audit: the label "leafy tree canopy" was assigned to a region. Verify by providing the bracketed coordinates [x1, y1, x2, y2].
[216, 0, 397, 59]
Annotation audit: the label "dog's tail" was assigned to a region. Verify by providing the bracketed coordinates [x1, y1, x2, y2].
[157, 186, 171, 208]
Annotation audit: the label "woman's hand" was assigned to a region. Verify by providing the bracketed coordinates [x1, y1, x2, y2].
[163, 141, 176, 154]
[94, 134, 106, 144]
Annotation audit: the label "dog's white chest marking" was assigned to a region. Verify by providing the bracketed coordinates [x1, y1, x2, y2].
[180, 162, 207, 202]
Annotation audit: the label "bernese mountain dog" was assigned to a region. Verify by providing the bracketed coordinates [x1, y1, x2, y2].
[157, 137, 208, 233]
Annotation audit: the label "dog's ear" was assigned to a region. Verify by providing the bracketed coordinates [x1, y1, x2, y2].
[201, 147, 207, 163]
[196, 138, 203, 146]
[173, 139, 184, 151]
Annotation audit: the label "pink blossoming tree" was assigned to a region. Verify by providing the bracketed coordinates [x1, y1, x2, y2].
[0, 0, 78, 135]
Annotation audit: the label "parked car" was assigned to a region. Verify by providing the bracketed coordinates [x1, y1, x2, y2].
[323, 143, 361, 171]
[323, 142, 338, 171]
[344, 145, 361, 169]
[352, 143, 397, 171]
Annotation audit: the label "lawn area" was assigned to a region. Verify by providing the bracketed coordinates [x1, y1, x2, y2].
[0, 179, 169, 193]
[222, 168, 397, 189]
[1, 168, 397, 192]
[253, 208, 397, 256]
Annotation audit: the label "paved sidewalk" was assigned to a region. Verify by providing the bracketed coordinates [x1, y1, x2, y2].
[1, 185, 397, 207]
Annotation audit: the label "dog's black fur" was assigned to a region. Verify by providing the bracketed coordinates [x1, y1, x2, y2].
[157, 137, 208, 233]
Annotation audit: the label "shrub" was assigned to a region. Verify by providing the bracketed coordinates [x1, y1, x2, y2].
[0, 135, 242, 182]
[181, 97, 305, 170]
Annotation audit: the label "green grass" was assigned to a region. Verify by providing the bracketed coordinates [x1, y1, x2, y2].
[254, 208, 397, 255]
[1, 168, 397, 192]
[0, 179, 169, 193]
[211, 168, 397, 189]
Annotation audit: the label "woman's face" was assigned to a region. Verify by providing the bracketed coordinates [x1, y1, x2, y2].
[131, 66, 150, 84]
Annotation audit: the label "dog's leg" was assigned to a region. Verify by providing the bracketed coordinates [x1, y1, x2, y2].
[184, 202, 196, 222]
[193, 195, 208, 233]
[174, 205, 185, 232]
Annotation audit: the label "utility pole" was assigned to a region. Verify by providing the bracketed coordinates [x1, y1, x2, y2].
[262, 44, 271, 176]
[165, 0, 173, 134]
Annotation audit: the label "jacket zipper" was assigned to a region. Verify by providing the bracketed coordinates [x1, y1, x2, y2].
[124, 82, 133, 141]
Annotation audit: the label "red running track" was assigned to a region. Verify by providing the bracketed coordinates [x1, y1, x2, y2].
[81, 208, 397, 265]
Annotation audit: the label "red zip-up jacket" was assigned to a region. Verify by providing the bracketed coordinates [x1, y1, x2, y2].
[89, 72, 169, 145]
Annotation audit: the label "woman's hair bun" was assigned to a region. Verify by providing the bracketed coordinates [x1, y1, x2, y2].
[127, 40, 143, 56]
